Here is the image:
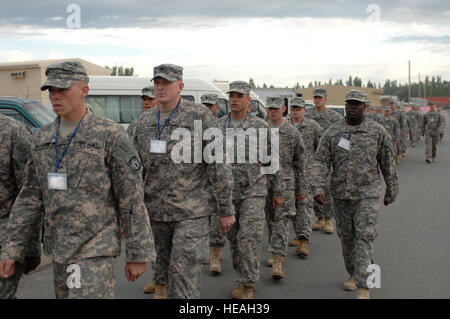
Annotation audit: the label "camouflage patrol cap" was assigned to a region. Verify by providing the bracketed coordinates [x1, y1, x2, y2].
[227, 81, 251, 95]
[290, 97, 306, 108]
[345, 89, 367, 103]
[40, 61, 89, 91]
[313, 88, 327, 98]
[141, 86, 155, 99]
[266, 96, 284, 109]
[201, 93, 218, 105]
[389, 97, 395, 104]
[151, 63, 183, 81]
[428, 101, 436, 105]
[366, 100, 371, 105]
[384, 106, 391, 111]
[380, 96, 391, 102]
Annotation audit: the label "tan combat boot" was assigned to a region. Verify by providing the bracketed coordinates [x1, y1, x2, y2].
[209, 245, 222, 274]
[143, 281, 157, 294]
[396, 156, 401, 164]
[231, 282, 245, 299]
[356, 288, 370, 299]
[153, 283, 168, 299]
[295, 238, 309, 257]
[426, 157, 431, 163]
[266, 258, 273, 267]
[288, 237, 300, 246]
[323, 218, 334, 234]
[241, 284, 256, 299]
[271, 254, 285, 279]
[312, 217, 324, 231]
[432, 157, 436, 163]
[343, 276, 357, 291]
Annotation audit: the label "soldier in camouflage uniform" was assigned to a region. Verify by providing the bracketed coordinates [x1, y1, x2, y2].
[127, 86, 158, 139]
[406, 105, 421, 147]
[132, 64, 235, 299]
[305, 88, 342, 234]
[390, 100, 408, 163]
[438, 107, 446, 142]
[0, 116, 40, 299]
[382, 106, 401, 155]
[288, 97, 323, 257]
[0, 61, 154, 299]
[200, 93, 226, 275]
[218, 81, 285, 299]
[312, 90, 398, 299]
[264, 96, 307, 279]
[366, 101, 379, 123]
[373, 106, 385, 125]
[423, 101, 445, 163]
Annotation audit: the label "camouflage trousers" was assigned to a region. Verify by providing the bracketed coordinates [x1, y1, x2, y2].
[291, 195, 315, 240]
[400, 135, 409, 153]
[410, 129, 420, 143]
[209, 215, 226, 247]
[314, 175, 335, 219]
[425, 135, 440, 158]
[151, 216, 209, 299]
[0, 260, 21, 299]
[226, 196, 266, 287]
[333, 198, 379, 289]
[265, 190, 296, 257]
[53, 256, 116, 299]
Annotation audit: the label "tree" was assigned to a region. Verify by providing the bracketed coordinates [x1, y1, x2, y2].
[308, 82, 313, 88]
[108, 65, 134, 76]
[263, 83, 268, 88]
[346, 76, 353, 86]
[249, 78, 256, 89]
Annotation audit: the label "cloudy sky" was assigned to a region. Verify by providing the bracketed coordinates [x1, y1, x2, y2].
[1, 0, 449, 87]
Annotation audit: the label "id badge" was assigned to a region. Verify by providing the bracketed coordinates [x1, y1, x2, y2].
[48, 173, 68, 191]
[150, 140, 167, 154]
[337, 138, 351, 151]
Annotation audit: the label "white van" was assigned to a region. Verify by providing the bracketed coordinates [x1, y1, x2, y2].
[85, 76, 230, 124]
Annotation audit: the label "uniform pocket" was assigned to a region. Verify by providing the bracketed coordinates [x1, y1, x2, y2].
[183, 218, 209, 264]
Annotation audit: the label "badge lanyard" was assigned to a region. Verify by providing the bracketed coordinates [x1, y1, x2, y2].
[55, 115, 85, 172]
[157, 99, 181, 140]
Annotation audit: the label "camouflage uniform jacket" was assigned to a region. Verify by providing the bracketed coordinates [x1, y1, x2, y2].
[272, 120, 307, 193]
[218, 113, 285, 201]
[382, 117, 401, 142]
[367, 112, 380, 123]
[1, 109, 154, 265]
[312, 118, 398, 202]
[0, 115, 41, 257]
[133, 99, 235, 221]
[423, 111, 445, 136]
[305, 107, 342, 132]
[391, 110, 408, 135]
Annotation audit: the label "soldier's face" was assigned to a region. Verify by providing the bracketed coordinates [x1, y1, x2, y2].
[313, 96, 327, 108]
[290, 106, 305, 121]
[267, 107, 284, 122]
[229, 92, 251, 114]
[390, 103, 396, 110]
[384, 110, 391, 117]
[154, 78, 184, 104]
[141, 96, 157, 111]
[48, 82, 89, 118]
[345, 100, 365, 122]
[204, 103, 219, 118]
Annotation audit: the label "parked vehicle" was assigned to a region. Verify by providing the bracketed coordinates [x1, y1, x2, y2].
[86, 76, 229, 124]
[0, 96, 56, 133]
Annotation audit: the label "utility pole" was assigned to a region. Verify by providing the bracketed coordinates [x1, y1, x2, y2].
[408, 60, 411, 103]
[418, 73, 421, 97]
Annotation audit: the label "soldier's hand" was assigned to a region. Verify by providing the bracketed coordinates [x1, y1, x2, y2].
[395, 140, 400, 144]
[125, 262, 147, 282]
[0, 259, 16, 279]
[384, 194, 394, 206]
[298, 194, 307, 202]
[219, 215, 235, 234]
[21, 256, 41, 275]
[272, 197, 284, 208]
[314, 194, 326, 205]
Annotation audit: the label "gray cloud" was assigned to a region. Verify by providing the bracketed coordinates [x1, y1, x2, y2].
[1, 0, 449, 29]
[386, 35, 450, 45]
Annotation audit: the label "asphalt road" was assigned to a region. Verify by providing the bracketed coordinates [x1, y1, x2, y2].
[15, 113, 450, 299]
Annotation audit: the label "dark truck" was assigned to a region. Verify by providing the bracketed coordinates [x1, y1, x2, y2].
[0, 97, 56, 133]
